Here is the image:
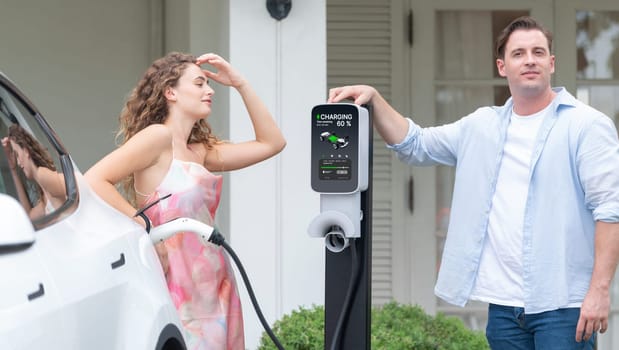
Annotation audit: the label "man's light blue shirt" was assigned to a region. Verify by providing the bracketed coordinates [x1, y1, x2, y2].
[388, 87, 619, 313]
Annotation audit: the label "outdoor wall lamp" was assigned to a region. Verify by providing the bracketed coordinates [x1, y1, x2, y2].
[267, 0, 292, 21]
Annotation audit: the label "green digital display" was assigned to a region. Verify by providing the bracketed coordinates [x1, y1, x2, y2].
[311, 104, 360, 193]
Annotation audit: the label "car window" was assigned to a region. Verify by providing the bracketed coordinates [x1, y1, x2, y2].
[0, 81, 68, 226]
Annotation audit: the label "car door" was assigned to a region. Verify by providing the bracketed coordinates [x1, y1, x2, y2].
[1, 71, 186, 349]
[0, 203, 69, 349]
[0, 80, 70, 348]
[0, 72, 135, 348]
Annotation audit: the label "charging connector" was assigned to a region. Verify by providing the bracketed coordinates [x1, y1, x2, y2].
[149, 218, 285, 350]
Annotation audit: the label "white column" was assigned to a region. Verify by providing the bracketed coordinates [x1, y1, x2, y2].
[228, 1, 325, 349]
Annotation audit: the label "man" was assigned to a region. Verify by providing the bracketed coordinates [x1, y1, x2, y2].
[328, 16, 619, 349]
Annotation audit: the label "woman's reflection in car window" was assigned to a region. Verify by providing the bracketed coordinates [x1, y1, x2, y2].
[1, 124, 66, 218]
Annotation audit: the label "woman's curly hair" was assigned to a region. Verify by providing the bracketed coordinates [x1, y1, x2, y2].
[8, 124, 56, 201]
[117, 52, 219, 203]
[9, 124, 56, 171]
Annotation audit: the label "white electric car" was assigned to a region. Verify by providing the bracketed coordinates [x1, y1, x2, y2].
[0, 72, 188, 349]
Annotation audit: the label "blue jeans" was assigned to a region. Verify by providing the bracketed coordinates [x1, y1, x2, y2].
[486, 304, 596, 350]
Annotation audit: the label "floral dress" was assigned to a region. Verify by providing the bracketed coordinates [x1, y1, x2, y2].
[142, 158, 244, 350]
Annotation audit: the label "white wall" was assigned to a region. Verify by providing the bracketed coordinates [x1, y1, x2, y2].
[229, 1, 325, 348]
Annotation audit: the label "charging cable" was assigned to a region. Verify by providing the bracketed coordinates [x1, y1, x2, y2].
[329, 239, 362, 350]
[149, 216, 364, 350]
[207, 230, 285, 350]
[144, 199, 285, 349]
[134, 193, 171, 233]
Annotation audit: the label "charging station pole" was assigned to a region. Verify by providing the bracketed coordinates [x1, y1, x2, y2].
[308, 104, 372, 350]
[324, 168, 372, 350]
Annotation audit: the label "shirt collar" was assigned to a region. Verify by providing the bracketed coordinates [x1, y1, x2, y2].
[496, 87, 577, 117]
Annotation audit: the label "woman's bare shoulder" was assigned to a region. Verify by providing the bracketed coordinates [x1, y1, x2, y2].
[130, 124, 173, 150]
[139, 123, 172, 138]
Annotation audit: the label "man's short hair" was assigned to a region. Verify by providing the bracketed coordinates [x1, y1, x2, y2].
[495, 16, 553, 59]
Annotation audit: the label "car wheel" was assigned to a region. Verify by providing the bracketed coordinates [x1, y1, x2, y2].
[155, 324, 186, 350]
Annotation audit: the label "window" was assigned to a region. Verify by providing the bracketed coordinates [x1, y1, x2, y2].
[575, 11, 619, 129]
[0, 80, 68, 226]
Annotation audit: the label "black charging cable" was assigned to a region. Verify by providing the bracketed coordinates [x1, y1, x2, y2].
[134, 193, 172, 233]
[208, 230, 286, 350]
[138, 194, 284, 349]
[329, 239, 362, 350]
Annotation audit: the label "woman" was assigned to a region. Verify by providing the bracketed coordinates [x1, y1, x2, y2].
[2, 124, 66, 217]
[85, 52, 286, 349]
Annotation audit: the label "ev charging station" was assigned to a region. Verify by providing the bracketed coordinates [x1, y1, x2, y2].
[308, 103, 372, 350]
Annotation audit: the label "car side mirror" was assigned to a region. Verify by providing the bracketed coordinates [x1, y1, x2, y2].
[0, 193, 35, 248]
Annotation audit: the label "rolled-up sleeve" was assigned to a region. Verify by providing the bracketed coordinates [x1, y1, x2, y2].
[386, 118, 462, 166]
[578, 115, 619, 222]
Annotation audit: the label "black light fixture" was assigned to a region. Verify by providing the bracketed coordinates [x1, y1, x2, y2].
[266, 0, 292, 21]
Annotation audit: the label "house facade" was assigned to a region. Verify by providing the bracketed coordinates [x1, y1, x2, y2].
[2, 0, 619, 348]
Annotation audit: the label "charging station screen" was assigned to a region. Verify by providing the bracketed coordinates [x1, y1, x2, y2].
[311, 104, 359, 193]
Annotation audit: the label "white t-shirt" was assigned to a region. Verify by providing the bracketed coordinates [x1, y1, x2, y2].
[469, 105, 547, 306]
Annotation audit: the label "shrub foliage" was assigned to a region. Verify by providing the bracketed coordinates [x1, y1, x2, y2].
[258, 301, 489, 350]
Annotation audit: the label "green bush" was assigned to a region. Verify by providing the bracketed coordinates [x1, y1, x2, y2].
[257, 301, 489, 350]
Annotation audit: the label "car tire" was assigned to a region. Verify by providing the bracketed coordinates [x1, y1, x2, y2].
[155, 324, 186, 350]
